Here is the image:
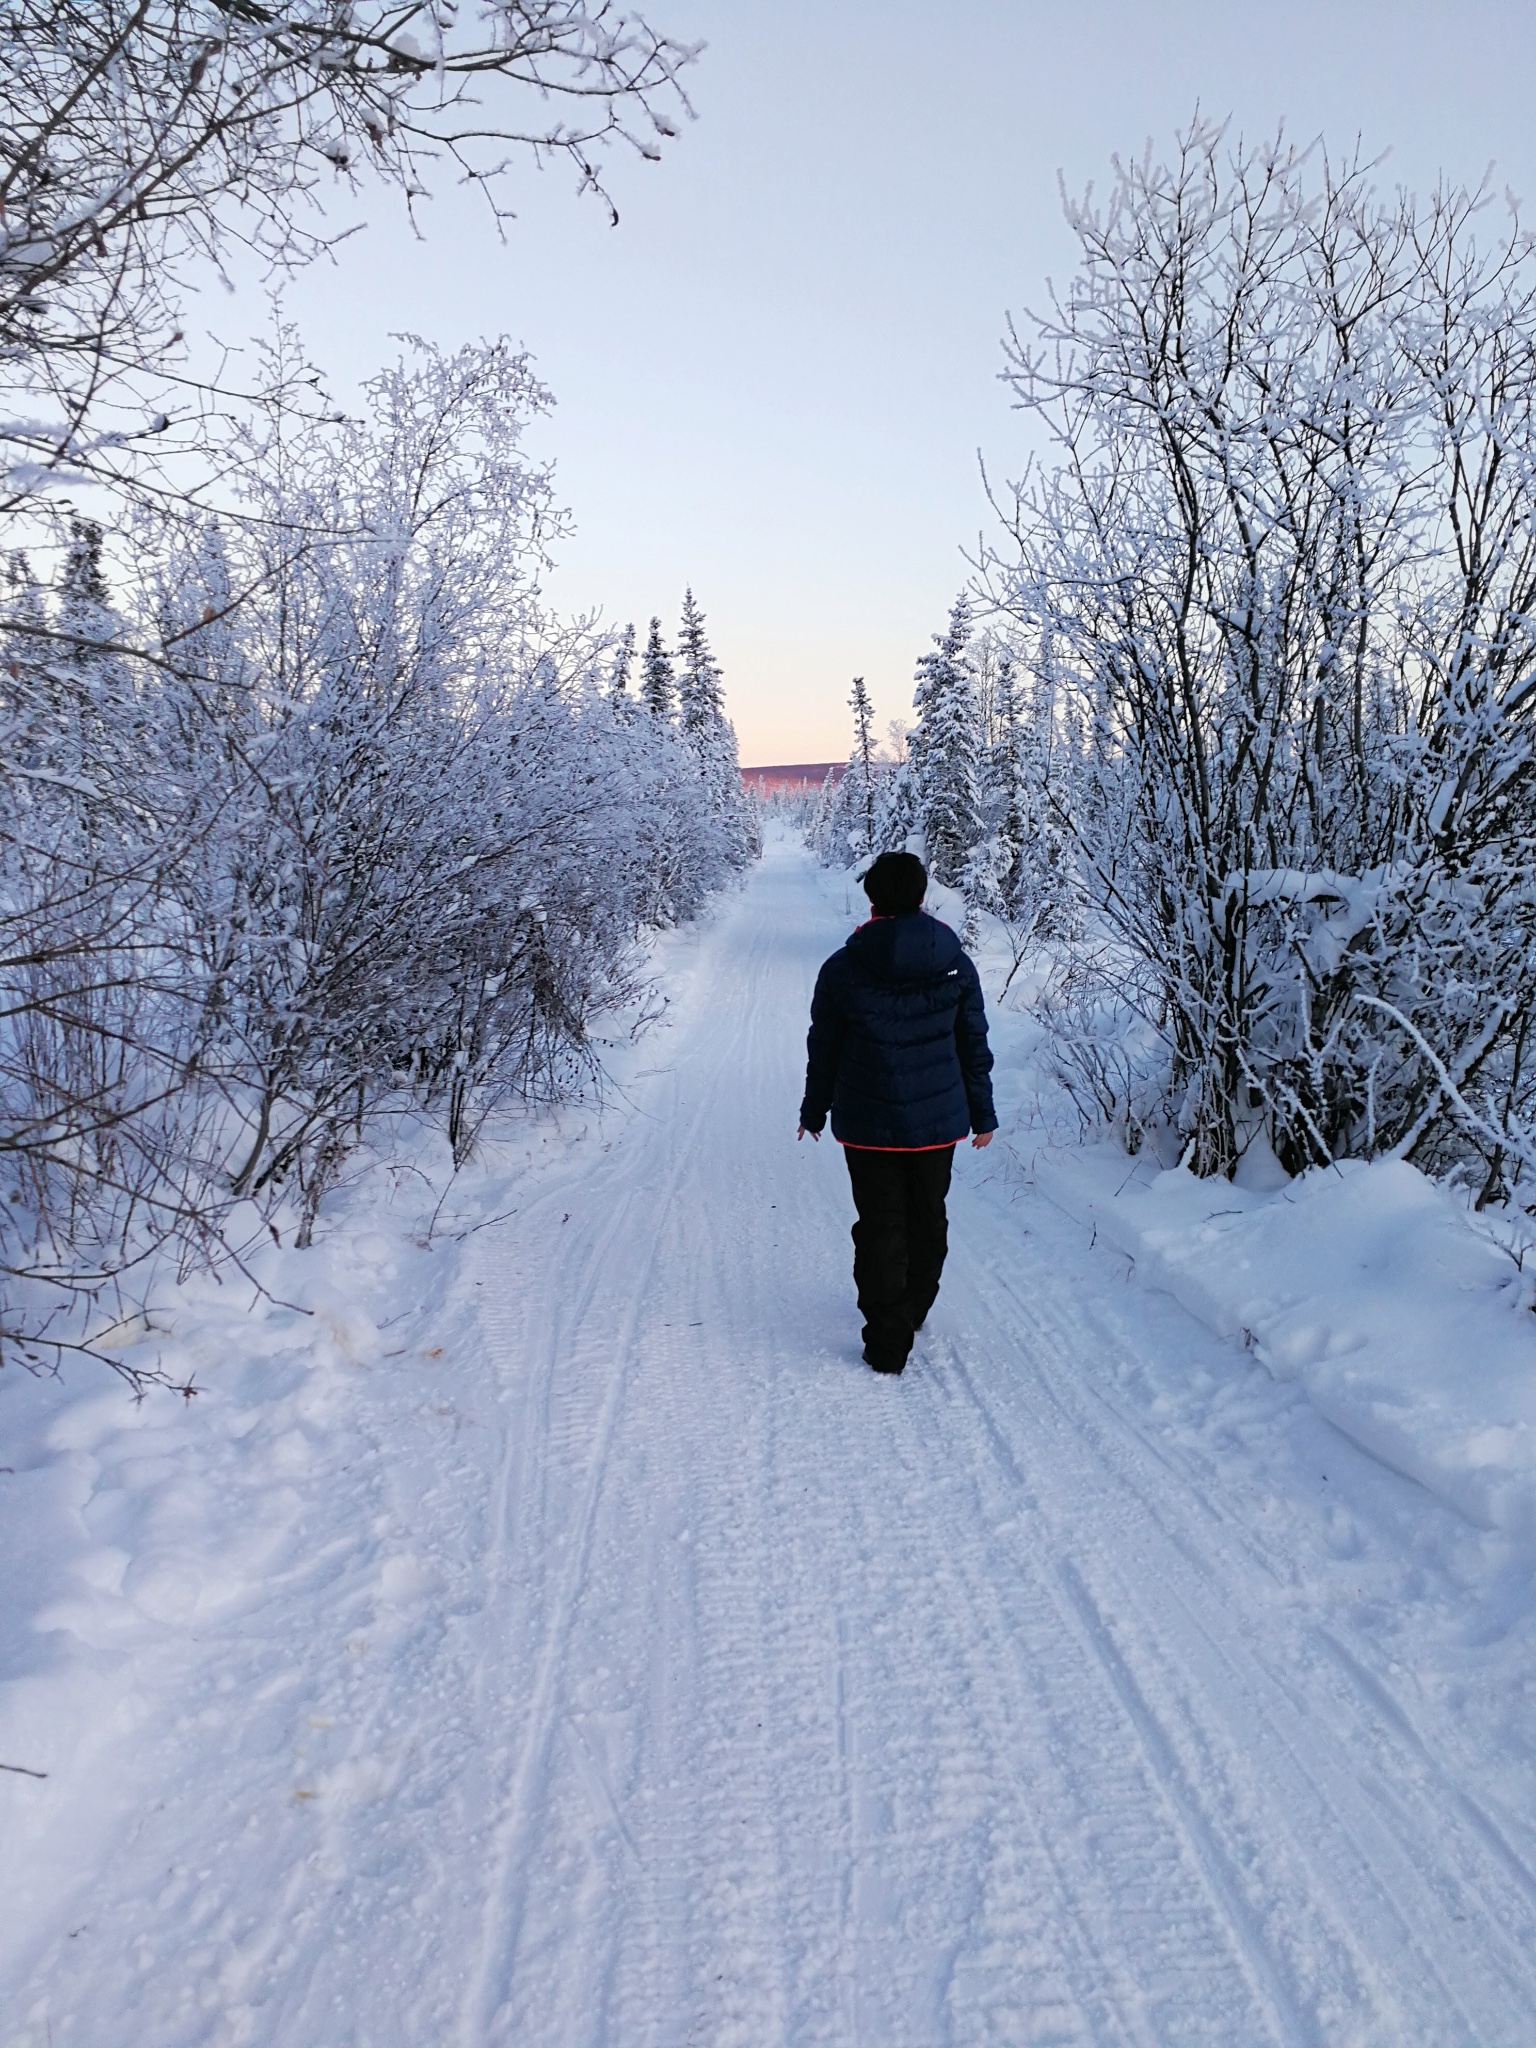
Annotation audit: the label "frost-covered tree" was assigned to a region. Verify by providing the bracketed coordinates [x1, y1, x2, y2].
[2, 1, 699, 538]
[909, 595, 983, 886]
[170, 340, 746, 1210]
[964, 651, 1078, 976]
[677, 588, 721, 730]
[808, 678, 888, 869]
[845, 675, 879, 855]
[806, 766, 840, 863]
[608, 622, 637, 714]
[986, 118, 1536, 1191]
[642, 617, 676, 720]
[1, 337, 743, 1368]
[0, 0, 722, 1369]
[675, 588, 756, 867]
[872, 761, 919, 856]
[814, 673, 893, 867]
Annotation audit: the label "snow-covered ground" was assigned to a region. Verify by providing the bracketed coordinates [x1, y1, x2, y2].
[1033, 1146, 1536, 1540]
[5, 831, 1536, 2045]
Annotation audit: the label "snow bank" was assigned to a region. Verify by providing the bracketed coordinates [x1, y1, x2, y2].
[811, 861, 1536, 1537]
[1033, 1146, 1536, 1535]
[0, 1126, 483, 1998]
[0, 894, 731, 2005]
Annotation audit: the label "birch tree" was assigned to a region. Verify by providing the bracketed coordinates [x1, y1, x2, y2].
[987, 120, 1536, 1190]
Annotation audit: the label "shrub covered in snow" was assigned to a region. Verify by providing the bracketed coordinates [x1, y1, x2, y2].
[0, 0, 728, 1370]
[981, 120, 1536, 1195]
[1, 339, 751, 1366]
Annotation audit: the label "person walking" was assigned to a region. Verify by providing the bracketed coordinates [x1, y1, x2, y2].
[798, 849, 997, 1375]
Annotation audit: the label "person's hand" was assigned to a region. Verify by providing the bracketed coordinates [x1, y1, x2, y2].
[797, 1124, 819, 1141]
[971, 1130, 994, 1148]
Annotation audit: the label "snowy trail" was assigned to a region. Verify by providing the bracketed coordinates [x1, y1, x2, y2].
[12, 836, 1536, 2045]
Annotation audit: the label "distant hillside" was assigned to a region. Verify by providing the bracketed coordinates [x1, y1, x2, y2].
[740, 761, 846, 795]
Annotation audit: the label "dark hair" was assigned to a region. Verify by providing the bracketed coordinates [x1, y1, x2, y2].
[860, 850, 927, 916]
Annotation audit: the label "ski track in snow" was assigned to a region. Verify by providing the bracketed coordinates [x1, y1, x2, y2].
[9, 836, 1536, 2045]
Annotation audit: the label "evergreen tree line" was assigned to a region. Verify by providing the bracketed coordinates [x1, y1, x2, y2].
[612, 596, 761, 870]
[1, 338, 754, 1369]
[807, 600, 1077, 974]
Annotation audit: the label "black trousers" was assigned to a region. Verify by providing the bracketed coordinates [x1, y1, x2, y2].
[843, 1144, 956, 1368]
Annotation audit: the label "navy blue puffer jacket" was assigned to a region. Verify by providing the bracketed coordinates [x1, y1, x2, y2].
[799, 912, 998, 1147]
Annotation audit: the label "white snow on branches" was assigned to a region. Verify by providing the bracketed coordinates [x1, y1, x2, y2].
[1, 336, 751, 1366]
[978, 120, 1536, 1197]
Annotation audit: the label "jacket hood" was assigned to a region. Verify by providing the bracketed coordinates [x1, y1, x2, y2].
[844, 910, 963, 987]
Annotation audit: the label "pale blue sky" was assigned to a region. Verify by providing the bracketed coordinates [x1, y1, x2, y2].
[252, 0, 1536, 763]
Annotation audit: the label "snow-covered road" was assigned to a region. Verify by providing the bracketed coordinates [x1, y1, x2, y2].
[10, 836, 1536, 2045]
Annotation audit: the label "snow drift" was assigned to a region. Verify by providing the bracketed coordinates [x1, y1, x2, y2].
[1034, 1147, 1536, 1536]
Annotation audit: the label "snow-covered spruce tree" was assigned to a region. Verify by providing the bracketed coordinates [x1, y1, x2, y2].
[986, 119, 1536, 1192]
[676, 587, 758, 866]
[806, 765, 841, 863]
[817, 674, 893, 868]
[641, 617, 677, 720]
[964, 648, 1079, 972]
[620, 680, 737, 928]
[822, 777, 864, 870]
[909, 595, 983, 886]
[844, 675, 880, 856]
[676, 588, 718, 727]
[872, 759, 919, 856]
[608, 622, 637, 716]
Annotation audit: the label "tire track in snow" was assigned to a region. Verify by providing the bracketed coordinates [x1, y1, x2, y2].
[121, 833, 1530, 2048]
[929, 1326, 1363, 2038]
[450, 840, 1536, 2045]
[831, 1385, 1137, 2044]
[934, 1190, 1536, 2042]
[898, 1345, 1286, 2044]
[456, 894, 783, 2046]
